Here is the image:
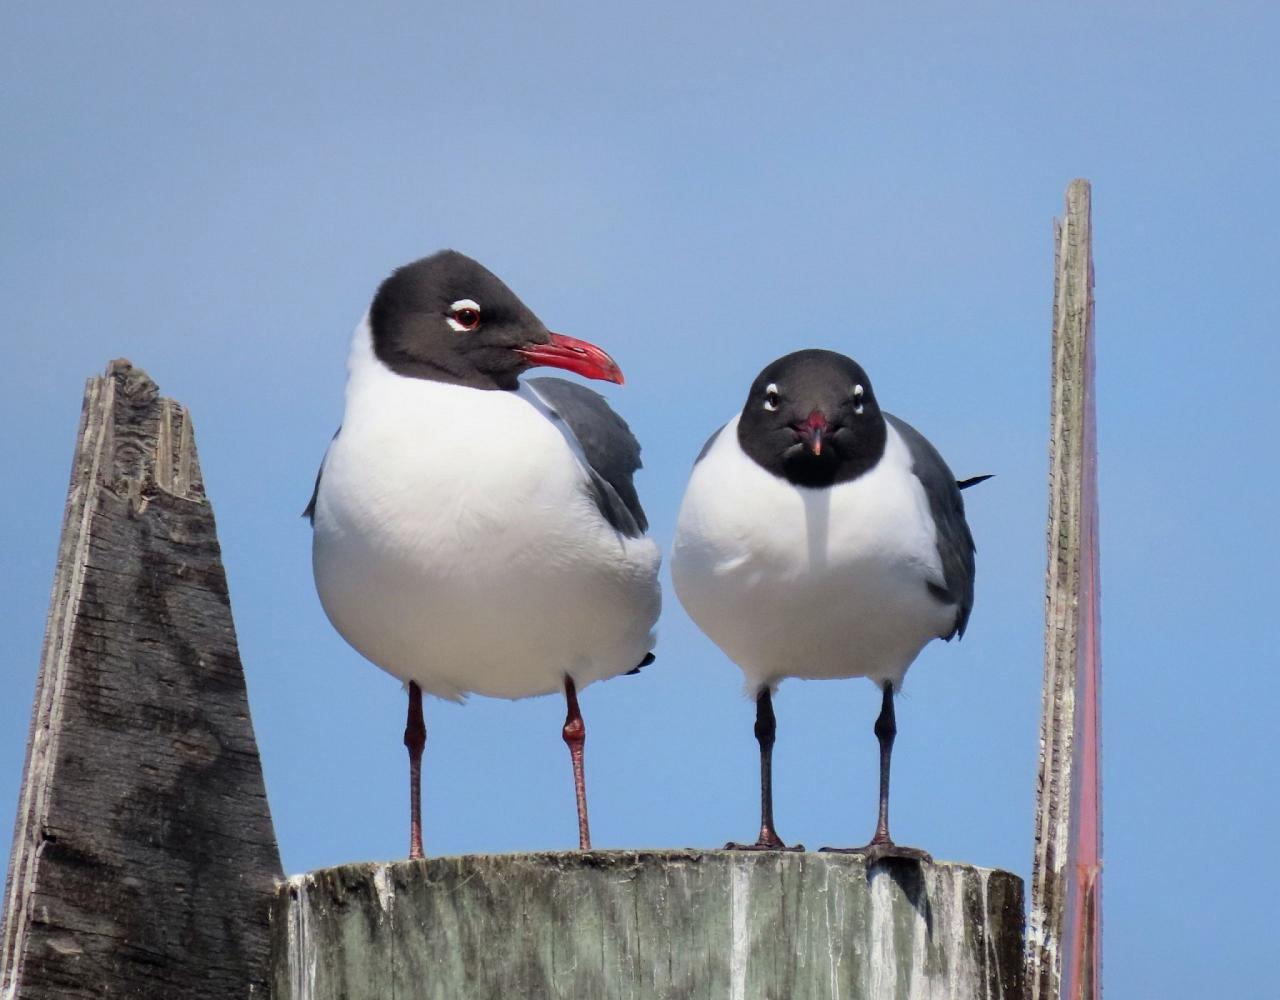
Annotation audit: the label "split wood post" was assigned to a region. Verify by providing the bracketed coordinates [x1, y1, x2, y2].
[1027, 179, 1103, 999]
[272, 851, 1026, 999]
[0, 361, 282, 999]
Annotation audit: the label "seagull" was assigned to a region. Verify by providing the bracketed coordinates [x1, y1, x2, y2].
[306, 250, 661, 858]
[671, 349, 979, 862]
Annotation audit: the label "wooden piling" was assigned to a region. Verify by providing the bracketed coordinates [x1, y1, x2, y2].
[273, 851, 1026, 1000]
[1027, 179, 1103, 999]
[0, 361, 282, 999]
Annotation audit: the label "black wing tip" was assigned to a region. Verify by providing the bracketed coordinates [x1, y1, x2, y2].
[625, 651, 656, 675]
[957, 474, 994, 490]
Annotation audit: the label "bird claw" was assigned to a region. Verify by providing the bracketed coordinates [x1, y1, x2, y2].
[819, 841, 932, 865]
[725, 836, 805, 852]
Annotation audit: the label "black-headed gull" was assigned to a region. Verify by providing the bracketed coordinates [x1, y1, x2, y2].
[672, 349, 978, 861]
[308, 250, 660, 857]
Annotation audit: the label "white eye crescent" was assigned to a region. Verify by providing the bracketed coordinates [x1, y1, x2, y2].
[447, 298, 481, 332]
[763, 383, 780, 411]
[853, 383, 864, 415]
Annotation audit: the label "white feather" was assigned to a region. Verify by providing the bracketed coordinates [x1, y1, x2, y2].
[311, 318, 661, 701]
[671, 415, 955, 694]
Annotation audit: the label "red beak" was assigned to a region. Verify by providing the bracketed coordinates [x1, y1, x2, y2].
[515, 332, 624, 385]
[798, 410, 828, 456]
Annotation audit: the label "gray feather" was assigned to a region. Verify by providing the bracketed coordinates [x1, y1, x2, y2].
[694, 424, 725, 464]
[303, 428, 340, 524]
[885, 413, 977, 640]
[526, 377, 648, 538]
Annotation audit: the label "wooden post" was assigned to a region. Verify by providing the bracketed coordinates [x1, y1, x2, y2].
[1028, 180, 1103, 999]
[273, 852, 1026, 999]
[1, 361, 283, 999]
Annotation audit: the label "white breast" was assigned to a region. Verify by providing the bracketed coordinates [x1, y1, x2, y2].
[311, 319, 661, 701]
[671, 415, 955, 693]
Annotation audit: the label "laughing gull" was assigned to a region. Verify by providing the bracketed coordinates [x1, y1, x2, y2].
[306, 250, 661, 858]
[671, 349, 979, 861]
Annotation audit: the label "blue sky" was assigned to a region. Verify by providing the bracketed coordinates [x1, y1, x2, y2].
[3, 4, 1278, 996]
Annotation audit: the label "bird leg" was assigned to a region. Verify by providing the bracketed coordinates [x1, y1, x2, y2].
[562, 677, 592, 850]
[822, 681, 931, 864]
[404, 681, 427, 860]
[727, 689, 803, 851]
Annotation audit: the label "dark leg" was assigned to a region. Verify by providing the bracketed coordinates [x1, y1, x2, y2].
[822, 681, 931, 863]
[563, 677, 592, 850]
[869, 681, 898, 846]
[404, 681, 426, 860]
[726, 689, 803, 851]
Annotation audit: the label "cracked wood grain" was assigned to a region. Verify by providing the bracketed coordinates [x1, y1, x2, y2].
[1, 360, 282, 999]
[1028, 179, 1101, 1000]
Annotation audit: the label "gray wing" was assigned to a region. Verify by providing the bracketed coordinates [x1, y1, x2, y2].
[303, 428, 340, 524]
[885, 413, 977, 640]
[526, 377, 648, 538]
[693, 424, 725, 464]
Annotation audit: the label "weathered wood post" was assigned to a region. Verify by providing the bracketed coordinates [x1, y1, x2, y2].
[1027, 179, 1103, 999]
[273, 852, 1026, 999]
[1, 361, 282, 999]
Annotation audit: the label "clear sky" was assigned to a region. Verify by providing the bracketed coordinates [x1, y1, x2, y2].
[3, 4, 1277, 996]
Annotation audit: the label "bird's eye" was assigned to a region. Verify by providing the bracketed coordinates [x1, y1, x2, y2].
[763, 383, 780, 411]
[447, 299, 482, 332]
[852, 383, 865, 415]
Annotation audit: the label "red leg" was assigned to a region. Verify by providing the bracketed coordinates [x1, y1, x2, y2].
[562, 677, 592, 850]
[404, 681, 426, 860]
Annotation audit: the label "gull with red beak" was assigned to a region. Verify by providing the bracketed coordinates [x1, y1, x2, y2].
[672, 349, 980, 861]
[307, 250, 660, 858]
